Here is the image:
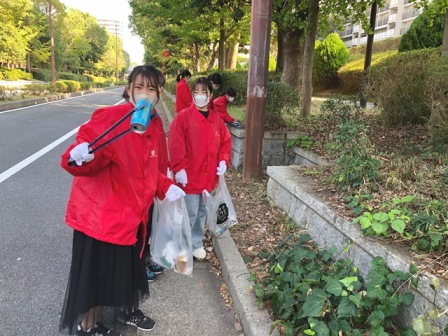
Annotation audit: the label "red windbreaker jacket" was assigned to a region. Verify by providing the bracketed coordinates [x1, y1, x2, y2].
[61, 102, 172, 246]
[168, 105, 232, 194]
[175, 79, 192, 113]
[212, 95, 235, 123]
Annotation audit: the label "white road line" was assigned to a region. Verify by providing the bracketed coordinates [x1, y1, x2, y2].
[0, 99, 125, 184]
[0, 127, 79, 184]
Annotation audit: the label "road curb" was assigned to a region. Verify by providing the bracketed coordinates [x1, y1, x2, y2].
[213, 231, 280, 336]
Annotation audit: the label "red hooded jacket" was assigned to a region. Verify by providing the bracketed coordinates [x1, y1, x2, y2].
[212, 95, 235, 123]
[61, 102, 172, 246]
[175, 78, 192, 113]
[168, 105, 232, 194]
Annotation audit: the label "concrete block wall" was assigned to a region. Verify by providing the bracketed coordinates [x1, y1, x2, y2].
[267, 165, 448, 333]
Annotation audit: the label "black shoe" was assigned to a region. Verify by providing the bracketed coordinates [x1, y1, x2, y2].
[76, 323, 121, 336]
[147, 260, 164, 274]
[118, 309, 156, 331]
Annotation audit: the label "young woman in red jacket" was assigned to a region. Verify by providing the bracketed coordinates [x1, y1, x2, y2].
[175, 70, 192, 113]
[59, 65, 185, 336]
[168, 77, 232, 260]
[212, 87, 241, 128]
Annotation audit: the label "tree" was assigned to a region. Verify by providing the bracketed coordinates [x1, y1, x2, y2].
[313, 33, 350, 87]
[399, 0, 445, 52]
[0, 0, 36, 67]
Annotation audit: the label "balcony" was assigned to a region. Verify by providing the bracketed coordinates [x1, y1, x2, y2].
[353, 25, 360, 32]
[390, 0, 399, 8]
[378, 4, 390, 12]
[388, 13, 397, 23]
[402, 9, 420, 20]
[344, 40, 353, 48]
[377, 17, 389, 26]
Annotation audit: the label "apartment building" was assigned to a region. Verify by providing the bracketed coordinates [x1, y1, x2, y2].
[339, 0, 423, 47]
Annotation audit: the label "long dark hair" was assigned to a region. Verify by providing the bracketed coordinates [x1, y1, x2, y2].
[176, 70, 192, 82]
[122, 65, 164, 103]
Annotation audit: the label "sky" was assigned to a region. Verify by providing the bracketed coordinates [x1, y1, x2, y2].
[60, 0, 144, 64]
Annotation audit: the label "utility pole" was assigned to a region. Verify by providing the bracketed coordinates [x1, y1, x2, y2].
[115, 22, 119, 82]
[360, 1, 377, 107]
[49, 0, 56, 86]
[243, 0, 273, 181]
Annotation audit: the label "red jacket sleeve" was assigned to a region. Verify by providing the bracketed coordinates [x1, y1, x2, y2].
[213, 96, 235, 123]
[218, 119, 232, 167]
[61, 108, 113, 176]
[175, 80, 193, 113]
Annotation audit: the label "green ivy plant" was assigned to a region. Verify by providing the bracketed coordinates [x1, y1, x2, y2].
[251, 234, 418, 336]
[286, 134, 314, 151]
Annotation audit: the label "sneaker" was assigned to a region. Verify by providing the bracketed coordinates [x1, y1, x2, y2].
[95, 322, 122, 336]
[118, 309, 156, 331]
[76, 323, 121, 336]
[193, 247, 206, 261]
[147, 260, 164, 274]
[146, 267, 157, 282]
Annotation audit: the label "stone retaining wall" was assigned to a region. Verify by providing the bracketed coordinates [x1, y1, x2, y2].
[266, 165, 448, 332]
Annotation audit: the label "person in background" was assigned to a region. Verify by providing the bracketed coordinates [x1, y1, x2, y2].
[59, 65, 185, 336]
[175, 70, 192, 113]
[212, 87, 241, 128]
[168, 77, 232, 261]
[207, 72, 222, 106]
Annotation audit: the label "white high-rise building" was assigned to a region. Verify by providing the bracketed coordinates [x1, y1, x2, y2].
[339, 0, 423, 47]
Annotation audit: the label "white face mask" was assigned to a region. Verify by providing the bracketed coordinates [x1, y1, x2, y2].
[194, 94, 210, 108]
[227, 96, 235, 102]
[131, 93, 158, 107]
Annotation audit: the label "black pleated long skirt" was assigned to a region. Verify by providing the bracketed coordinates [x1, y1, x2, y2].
[59, 229, 149, 335]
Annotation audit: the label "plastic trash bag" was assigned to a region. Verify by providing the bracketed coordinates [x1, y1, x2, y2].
[150, 196, 193, 276]
[203, 175, 238, 237]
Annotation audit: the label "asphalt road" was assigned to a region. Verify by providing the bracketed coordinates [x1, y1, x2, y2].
[0, 88, 241, 336]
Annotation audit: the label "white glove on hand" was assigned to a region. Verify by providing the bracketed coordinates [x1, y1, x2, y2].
[165, 184, 186, 202]
[216, 160, 227, 175]
[175, 169, 188, 187]
[69, 142, 94, 166]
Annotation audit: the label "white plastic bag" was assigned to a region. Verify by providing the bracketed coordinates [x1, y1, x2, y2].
[150, 196, 193, 276]
[203, 175, 238, 237]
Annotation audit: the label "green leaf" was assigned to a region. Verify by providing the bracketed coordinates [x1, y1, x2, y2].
[399, 292, 414, 306]
[337, 296, 358, 318]
[273, 263, 283, 274]
[373, 212, 389, 222]
[372, 221, 389, 234]
[325, 278, 344, 296]
[360, 216, 372, 229]
[302, 289, 327, 317]
[349, 293, 362, 308]
[368, 310, 385, 328]
[401, 326, 417, 336]
[371, 326, 389, 336]
[339, 276, 359, 291]
[391, 219, 406, 234]
[314, 320, 330, 336]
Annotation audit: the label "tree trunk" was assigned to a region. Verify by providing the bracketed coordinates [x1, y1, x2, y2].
[442, 10, 448, 57]
[276, 29, 284, 73]
[49, 0, 56, 86]
[225, 38, 239, 70]
[280, 28, 303, 89]
[301, 0, 320, 117]
[219, 17, 226, 70]
[207, 41, 218, 71]
[194, 43, 200, 73]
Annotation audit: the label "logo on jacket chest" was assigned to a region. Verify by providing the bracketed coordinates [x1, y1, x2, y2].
[150, 149, 157, 157]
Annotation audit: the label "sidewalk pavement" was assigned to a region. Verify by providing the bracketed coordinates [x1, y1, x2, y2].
[0, 88, 279, 336]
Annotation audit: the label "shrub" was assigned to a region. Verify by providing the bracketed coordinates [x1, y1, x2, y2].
[265, 80, 300, 129]
[0, 86, 20, 100]
[23, 84, 48, 96]
[32, 69, 52, 82]
[55, 81, 68, 93]
[313, 33, 350, 87]
[398, 2, 444, 52]
[59, 72, 88, 82]
[428, 56, 448, 146]
[0, 68, 33, 81]
[348, 37, 402, 55]
[366, 47, 440, 126]
[62, 80, 81, 93]
[80, 82, 93, 90]
[337, 51, 396, 94]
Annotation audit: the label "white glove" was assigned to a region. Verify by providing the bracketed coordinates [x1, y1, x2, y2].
[175, 169, 188, 187]
[165, 184, 186, 201]
[216, 160, 227, 175]
[69, 142, 94, 166]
